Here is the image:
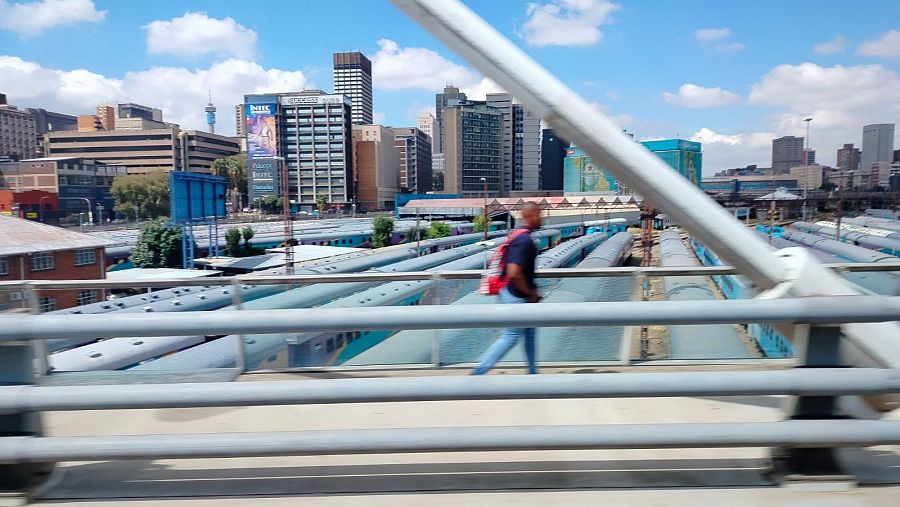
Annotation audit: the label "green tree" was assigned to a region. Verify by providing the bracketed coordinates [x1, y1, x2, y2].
[241, 226, 255, 248]
[407, 226, 428, 243]
[473, 213, 486, 233]
[225, 228, 242, 257]
[111, 172, 170, 220]
[131, 218, 185, 268]
[372, 216, 394, 248]
[210, 154, 248, 213]
[316, 192, 329, 215]
[427, 221, 451, 239]
[254, 196, 281, 214]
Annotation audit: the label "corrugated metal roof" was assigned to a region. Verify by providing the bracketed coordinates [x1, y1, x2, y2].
[0, 215, 115, 256]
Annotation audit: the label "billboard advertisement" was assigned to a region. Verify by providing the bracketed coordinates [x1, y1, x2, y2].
[249, 159, 280, 200]
[681, 150, 701, 186]
[246, 103, 277, 160]
[563, 148, 618, 193]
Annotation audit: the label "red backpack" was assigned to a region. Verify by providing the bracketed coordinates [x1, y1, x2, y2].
[478, 228, 530, 296]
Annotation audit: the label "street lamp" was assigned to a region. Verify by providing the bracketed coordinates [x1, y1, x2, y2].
[803, 117, 813, 221]
[39, 196, 52, 223]
[480, 177, 487, 241]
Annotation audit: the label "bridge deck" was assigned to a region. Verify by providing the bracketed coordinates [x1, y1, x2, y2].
[32, 367, 900, 505]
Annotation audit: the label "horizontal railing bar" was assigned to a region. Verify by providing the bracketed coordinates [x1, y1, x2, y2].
[3, 369, 898, 412]
[1, 263, 897, 290]
[2, 296, 899, 342]
[3, 421, 900, 462]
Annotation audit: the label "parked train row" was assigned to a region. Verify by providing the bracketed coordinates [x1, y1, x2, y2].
[791, 221, 900, 256]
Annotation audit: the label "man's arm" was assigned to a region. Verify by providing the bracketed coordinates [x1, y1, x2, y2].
[507, 263, 540, 302]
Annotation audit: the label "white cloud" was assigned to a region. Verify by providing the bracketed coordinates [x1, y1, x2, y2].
[690, 128, 774, 174]
[857, 30, 900, 58]
[0, 0, 105, 36]
[694, 27, 730, 42]
[813, 36, 847, 55]
[713, 42, 745, 53]
[663, 83, 740, 108]
[0, 55, 308, 136]
[687, 62, 900, 173]
[144, 12, 257, 60]
[372, 39, 478, 91]
[371, 39, 505, 100]
[520, 0, 620, 47]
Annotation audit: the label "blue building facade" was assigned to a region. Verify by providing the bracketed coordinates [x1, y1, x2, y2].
[639, 139, 702, 187]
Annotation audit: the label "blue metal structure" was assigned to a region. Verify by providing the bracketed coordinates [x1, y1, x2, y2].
[169, 172, 228, 269]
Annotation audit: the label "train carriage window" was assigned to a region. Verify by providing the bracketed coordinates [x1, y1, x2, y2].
[336, 333, 344, 348]
[314, 343, 322, 352]
[326, 338, 335, 353]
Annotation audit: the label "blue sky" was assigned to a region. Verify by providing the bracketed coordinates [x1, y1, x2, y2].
[1, 0, 898, 174]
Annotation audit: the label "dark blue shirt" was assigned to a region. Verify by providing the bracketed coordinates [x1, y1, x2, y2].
[504, 230, 537, 298]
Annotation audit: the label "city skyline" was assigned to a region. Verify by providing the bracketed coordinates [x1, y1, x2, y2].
[0, 0, 898, 174]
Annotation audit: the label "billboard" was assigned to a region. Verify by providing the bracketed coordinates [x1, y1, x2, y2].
[169, 172, 228, 223]
[246, 103, 277, 160]
[563, 148, 618, 193]
[681, 150, 701, 186]
[249, 159, 280, 200]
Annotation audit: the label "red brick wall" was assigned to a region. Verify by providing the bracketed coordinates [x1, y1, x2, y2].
[0, 247, 105, 311]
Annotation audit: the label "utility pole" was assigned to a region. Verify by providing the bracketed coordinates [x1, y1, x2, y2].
[279, 157, 294, 275]
[639, 203, 655, 360]
[480, 177, 488, 241]
[803, 117, 812, 221]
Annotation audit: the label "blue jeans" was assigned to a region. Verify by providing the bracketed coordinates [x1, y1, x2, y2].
[472, 287, 537, 375]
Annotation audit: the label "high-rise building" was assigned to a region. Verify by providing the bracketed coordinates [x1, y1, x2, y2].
[244, 90, 354, 209]
[641, 139, 702, 186]
[116, 103, 162, 122]
[485, 93, 513, 192]
[45, 127, 239, 174]
[514, 103, 541, 192]
[432, 153, 445, 191]
[837, 143, 861, 175]
[772, 136, 804, 174]
[95, 106, 116, 130]
[333, 52, 373, 125]
[894, 149, 900, 163]
[26, 108, 77, 135]
[861, 123, 895, 176]
[416, 112, 435, 141]
[393, 127, 432, 193]
[234, 104, 246, 138]
[0, 96, 38, 160]
[442, 103, 502, 197]
[540, 129, 568, 191]
[802, 149, 816, 165]
[353, 125, 399, 211]
[434, 84, 467, 154]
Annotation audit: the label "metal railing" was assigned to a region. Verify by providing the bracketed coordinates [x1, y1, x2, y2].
[1, 262, 897, 290]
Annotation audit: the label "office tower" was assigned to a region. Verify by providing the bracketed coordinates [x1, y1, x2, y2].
[772, 136, 804, 174]
[393, 127, 432, 193]
[894, 149, 900, 163]
[95, 105, 116, 130]
[861, 123, 895, 175]
[802, 149, 816, 165]
[235, 104, 246, 138]
[205, 92, 216, 134]
[836, 143, 861, 174]
[353, 125, 400, 211]
[27, 108, 77, 135]
[416, 112, 434, 141]
[485, 93, 513, 192]
[515, 104, 541, 192]
[0, 96, 38, 160]
[333, 52, 373, 125]
[244, 90, 353, 209]
[434, 84, 467, 154]
[46, 128, 240, 174]
[442, 103, 502, 197]
[540, 129, 569, 190]
[641, 139, 703, 186]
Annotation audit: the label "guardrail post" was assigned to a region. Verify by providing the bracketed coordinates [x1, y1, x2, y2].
[231, 279, 246, 373]
[0, 312, 54, 494]
[431, 272, 442, 368]
[772, 324, 851, 484]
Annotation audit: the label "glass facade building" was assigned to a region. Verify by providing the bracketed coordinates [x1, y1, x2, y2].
[639, 139, 702, 186]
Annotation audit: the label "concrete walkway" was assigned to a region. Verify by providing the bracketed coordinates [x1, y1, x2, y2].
[28, 369, 900, 504]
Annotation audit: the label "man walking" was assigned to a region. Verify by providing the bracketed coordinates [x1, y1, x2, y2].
[473, 202, 543, 375]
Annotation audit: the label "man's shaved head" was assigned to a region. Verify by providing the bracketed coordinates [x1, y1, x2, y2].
[521, 202, 543, 229]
